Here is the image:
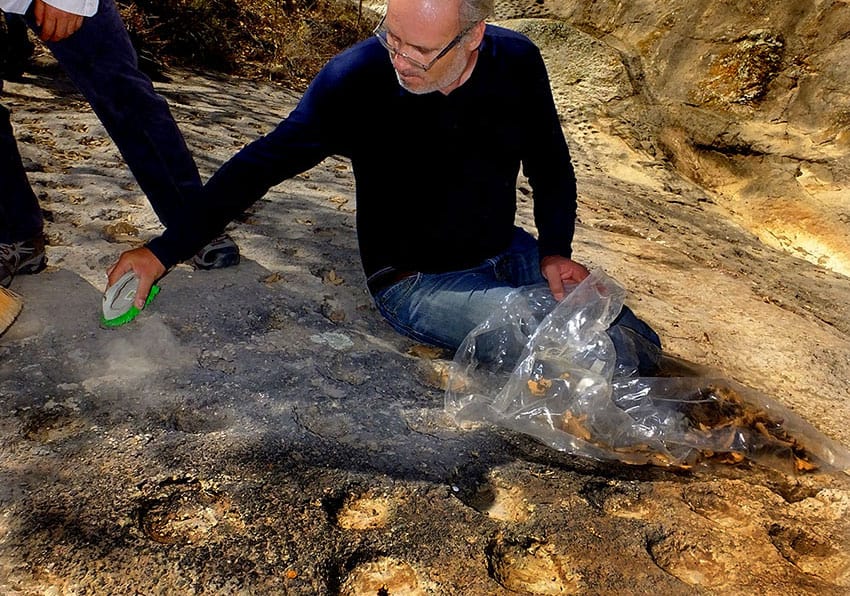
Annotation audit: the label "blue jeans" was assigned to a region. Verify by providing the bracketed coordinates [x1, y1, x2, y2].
[373, 227, 662, 375]
[0, 0, 201, 243]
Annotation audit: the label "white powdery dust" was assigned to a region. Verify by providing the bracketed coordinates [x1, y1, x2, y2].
[82, 317, 196, 388]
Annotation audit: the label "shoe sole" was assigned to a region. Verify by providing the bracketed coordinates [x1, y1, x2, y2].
[0, 258, 47, 288]
[1, 254, 46, 287]
[18, 254, 48, 275]
[192, 252, 240, 270]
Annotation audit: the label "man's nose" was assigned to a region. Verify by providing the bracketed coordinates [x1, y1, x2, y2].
[390, 49, 421, 71]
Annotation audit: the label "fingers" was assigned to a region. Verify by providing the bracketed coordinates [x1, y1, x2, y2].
[42, 14, 83, 42]
[562, 262, 590, 284]
[540, 258, 566, 301]
[33, 0, 44, 26]
[34, 0, 84, 42]
[106, 254, 133, 288]
[540, 255, 591, 301]
[106, 247, 167, 309]
[547, 277, 566, 302]
[134, 278, 154, 310]
[39, 18, 55, 41]
[61, 15, 84, 41]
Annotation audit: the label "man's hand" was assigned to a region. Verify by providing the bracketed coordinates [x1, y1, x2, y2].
[33, 0, 84, 42]
[107, 247, 167, 309]
[540, 254, 590, 301]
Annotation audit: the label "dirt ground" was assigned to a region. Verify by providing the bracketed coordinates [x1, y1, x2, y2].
[1, 18, 849, 596]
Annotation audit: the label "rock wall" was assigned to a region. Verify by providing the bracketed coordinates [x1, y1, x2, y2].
[497, 0, 850, 276]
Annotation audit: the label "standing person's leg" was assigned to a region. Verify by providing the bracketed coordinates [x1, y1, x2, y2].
[0, 96, 42, 244]
[30, 0, 238, 268]
[34, 0, 200, 226]
[1, 12, 34, 80]
[0, 80, 47, 287]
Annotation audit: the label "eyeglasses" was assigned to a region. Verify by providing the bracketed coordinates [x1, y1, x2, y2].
[373, 14, 478, 72]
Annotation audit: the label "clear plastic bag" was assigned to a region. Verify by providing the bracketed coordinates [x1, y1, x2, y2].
[445, 270, 850, 473]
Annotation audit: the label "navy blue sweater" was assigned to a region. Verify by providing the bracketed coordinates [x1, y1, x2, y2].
[148, 25, 578, 279]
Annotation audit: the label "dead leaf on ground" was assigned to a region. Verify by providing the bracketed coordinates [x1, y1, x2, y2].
[407, 345, 449, 360]
[262, 272, 284, 284]
[103, 221, 140, 243]
[322, 269, 345, 285]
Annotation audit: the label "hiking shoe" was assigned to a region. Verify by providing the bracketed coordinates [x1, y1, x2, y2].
[0, 234, 47, 287]
[191, 234, 240, 270]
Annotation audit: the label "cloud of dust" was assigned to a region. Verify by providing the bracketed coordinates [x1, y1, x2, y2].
[100, 318, 195, 376]
[77, 316, 196, 396]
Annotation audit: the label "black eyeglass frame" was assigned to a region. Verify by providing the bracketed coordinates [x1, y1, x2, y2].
[373, 14, 479, 72]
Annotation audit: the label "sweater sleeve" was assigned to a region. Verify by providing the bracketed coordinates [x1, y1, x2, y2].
[145, 67, 343, 269]
[520, 46, 578, 260]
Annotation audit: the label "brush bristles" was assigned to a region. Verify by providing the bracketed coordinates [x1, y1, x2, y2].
[0, 287, 23, 335]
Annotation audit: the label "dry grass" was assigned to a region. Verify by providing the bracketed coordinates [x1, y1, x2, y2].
[118, 0, 380, 90]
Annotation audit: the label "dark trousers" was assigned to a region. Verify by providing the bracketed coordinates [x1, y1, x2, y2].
[0, 0, 201, 243]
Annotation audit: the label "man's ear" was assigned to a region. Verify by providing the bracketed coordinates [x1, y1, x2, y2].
[466, 20, 486, 49]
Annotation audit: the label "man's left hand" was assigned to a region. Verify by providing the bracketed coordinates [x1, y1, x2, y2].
[541, 254, 590, 301]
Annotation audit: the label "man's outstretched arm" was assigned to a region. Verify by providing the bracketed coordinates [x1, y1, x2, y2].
[103, 54, 342, 304]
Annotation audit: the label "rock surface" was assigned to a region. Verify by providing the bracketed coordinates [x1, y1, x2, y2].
[502, 0, 850, 277]
[1, 2, 849, 594]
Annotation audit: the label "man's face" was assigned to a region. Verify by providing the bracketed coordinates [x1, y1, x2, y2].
[382, 0, 480, 95]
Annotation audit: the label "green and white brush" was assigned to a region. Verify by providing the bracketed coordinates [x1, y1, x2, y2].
[101, 271, 160, 327]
